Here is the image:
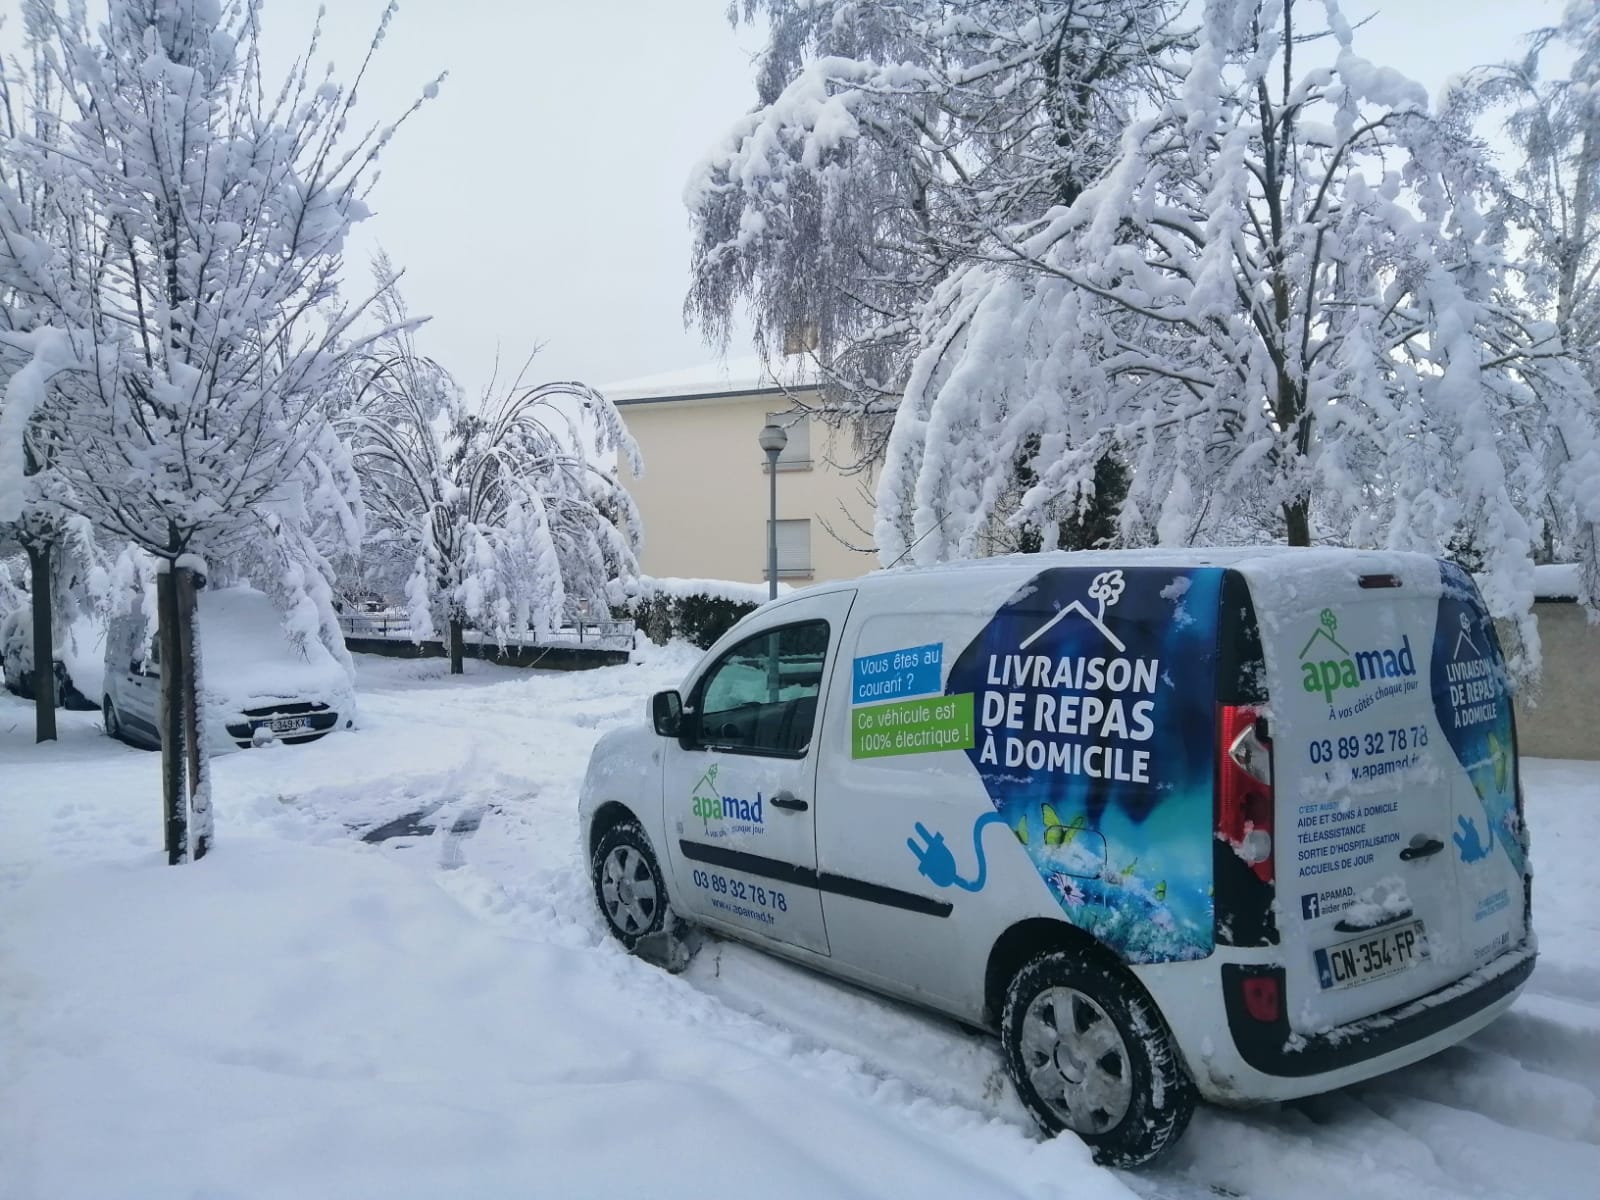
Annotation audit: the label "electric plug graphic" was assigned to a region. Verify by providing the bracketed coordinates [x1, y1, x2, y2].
[907, 812, 1009, 893]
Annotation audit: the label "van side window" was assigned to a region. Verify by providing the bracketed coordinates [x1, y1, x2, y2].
[693, 620, 829, 758]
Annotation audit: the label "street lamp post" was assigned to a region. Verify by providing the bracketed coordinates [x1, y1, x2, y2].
[758, 423, 789, 600]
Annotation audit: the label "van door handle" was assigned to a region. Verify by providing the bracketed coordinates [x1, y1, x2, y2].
[770, 791, 808, 813]
[1399, 835, 1445, 861]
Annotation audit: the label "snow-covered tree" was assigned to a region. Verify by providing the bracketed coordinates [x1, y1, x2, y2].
[0, 29, 87, 742]
[0, 550, 23, 611]
[0, 0, 438, 862]
[339, 273, 642, 674]
[1465, 0, 1599, 561]
[687, 0, 1186, 501]
[874, 0, 1600, 670]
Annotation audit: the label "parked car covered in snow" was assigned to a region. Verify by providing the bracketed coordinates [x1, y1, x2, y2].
[103, 584, 356, 751]
[1, 607, 98, 710]
[580, 547, 1535, 1166]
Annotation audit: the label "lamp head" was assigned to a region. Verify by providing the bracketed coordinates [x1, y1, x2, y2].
[758, 423, 789, 455]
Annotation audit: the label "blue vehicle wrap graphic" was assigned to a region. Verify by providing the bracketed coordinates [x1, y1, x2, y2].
[1430, 561, 1525, 877]
[1453, 814, 1494, 864]
[941, 566, 1222, 963]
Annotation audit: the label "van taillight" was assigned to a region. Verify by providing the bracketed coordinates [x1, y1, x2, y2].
[1241, 975, 1282, 1023]
[1219, 704, 1274, 885]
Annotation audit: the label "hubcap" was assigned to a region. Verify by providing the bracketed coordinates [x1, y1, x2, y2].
[599, 844, 659, 936]
[1019, 986, 1134, 1134]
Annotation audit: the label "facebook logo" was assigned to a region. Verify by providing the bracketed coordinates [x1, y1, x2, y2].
[1301, 892, 1322, 920]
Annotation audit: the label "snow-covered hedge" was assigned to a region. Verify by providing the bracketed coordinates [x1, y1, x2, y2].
[611, 576, 780, 649]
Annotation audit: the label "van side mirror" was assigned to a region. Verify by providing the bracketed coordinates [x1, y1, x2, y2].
[651, 690, 683, 738]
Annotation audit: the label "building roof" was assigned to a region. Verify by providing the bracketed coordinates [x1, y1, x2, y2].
[599, 354, 818, 405]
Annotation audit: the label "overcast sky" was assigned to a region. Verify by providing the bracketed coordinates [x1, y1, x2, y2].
[253, 0, 762, 398]
[255, 0, 1561, 398]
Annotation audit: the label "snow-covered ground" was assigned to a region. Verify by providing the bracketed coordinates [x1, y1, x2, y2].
[0, 648, 1594, 1199]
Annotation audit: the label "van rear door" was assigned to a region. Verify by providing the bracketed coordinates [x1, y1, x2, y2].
[1244, 554, 1526, 1033]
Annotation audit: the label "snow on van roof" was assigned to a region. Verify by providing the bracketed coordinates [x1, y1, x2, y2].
[842, 545, 1438, 591]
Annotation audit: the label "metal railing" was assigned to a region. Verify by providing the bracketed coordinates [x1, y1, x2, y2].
[336, 611, 636, 650]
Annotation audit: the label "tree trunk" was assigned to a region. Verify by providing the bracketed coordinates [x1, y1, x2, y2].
[25, 541, 56, 744]
[449, 617, 465, 675]
[1284, 498, 1312, 548]
[157, 567, 187, 864]
[176, 566, 210, 860]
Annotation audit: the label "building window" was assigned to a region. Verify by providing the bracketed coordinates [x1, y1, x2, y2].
[765, 412, 811, 471]
[767, 518, 812, 579]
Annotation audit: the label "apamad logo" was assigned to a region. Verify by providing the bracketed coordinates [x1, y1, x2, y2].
[1299, 609, 1416, 702]
[1018, 569, 1127, 653]
[689, 764, 765, 826]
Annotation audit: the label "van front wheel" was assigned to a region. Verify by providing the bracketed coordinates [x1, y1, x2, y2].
[591, 820, 669, 951]
[1001, 950, 1194, 1167]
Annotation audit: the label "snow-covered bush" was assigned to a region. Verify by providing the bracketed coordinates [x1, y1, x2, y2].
[612, 577, 772, 648]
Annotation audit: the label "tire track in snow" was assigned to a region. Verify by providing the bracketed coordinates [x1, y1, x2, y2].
[434, 841, 1597, 1200]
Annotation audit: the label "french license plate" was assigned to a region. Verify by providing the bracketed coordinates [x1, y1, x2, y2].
[1314, 920, 1426, 990]
[268, 716, 309, 734]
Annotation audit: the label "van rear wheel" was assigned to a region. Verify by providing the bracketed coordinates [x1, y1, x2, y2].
[1001, 949, 1195, 1167]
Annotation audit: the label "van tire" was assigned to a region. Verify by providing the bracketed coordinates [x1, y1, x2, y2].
[1001, 949, 1194, 1167]
[103, 697, 123, 743]
[591, 820, 670, 952]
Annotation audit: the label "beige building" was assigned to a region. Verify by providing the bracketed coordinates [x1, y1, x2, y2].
[1501, 566, 1600, 761]
[605, 357, 879, 586]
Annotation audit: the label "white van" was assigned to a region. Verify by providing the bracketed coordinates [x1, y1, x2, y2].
[104, 584, 356, 752]
[578, 548, 1535, 1164]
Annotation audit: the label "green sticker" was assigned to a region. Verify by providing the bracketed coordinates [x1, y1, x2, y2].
[851, 693, 976, 759]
